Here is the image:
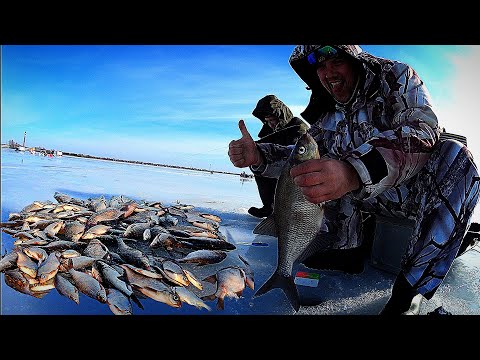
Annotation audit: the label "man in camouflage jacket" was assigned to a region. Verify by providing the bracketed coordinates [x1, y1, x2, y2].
[228, 45, 480, 314]
[248, 94, 309, 218]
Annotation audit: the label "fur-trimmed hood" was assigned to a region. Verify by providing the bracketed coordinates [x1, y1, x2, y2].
[289, 45, 385, 123]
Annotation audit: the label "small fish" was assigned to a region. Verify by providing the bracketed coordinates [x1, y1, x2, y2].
[68, 268, 107, 303]
[158, 214, 179, 227]
[156, 259, 190, 287]
[201, 214, 221, 223]
[0, 221, 23, 235]
[190, 220, 218, 233]
[142, 226, 168, 242]
[8, 213, 22, 221]
[31, 219, 58, 230]
[93, 260, 133, 297]
[173, 203, 194, 211]
[183, 269, 203, 290]
[187, 213, 220, 227]
[44, 221, 64, 238]
[149, 232, 181, 250]
[82, 239, 110, 259]
[173, 236, 236, 251]
[86, 208, 124, 227]
[55, 273, 80, 304]
[60, 256, 96, 271]
[54, 192, 85, 206]
[131, 283, 181, 308]
[166, 206, 187, 218]
[173, 286, 211, 311]
[21, 222, 31, 231]
[12, 231, 35, 241]
[106, 288, 133, 315]
[202, 266, 252, 310]
[176, 250, 227, 266]
[37, 252, 60, 284]
[115, 238, 151, 270]
[21, 201, 45, 213]
[61, 249, 81, 258]
[119, 263, 163, 279]
[121, 201, 138, 218]
[30, 278, 56, 292]
[63, 221, 86, 242]
[4, 268, 37, 296]
[0, 251, 19, 273]
[81, 224, 111, 240]
[17, 237, 49, 246]
[124, 221, 153, 239]
[16, 249, 38, 278]
[89, 197, 108, 212]
[25, 215, 53, 224]
[39, 240, 84, 251]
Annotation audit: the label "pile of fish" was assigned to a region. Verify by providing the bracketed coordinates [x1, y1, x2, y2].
[0, 192, 254, 315]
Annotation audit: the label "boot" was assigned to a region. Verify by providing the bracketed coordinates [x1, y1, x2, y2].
[379, 272, 420, 315]
[248, 205, 273, 218]
[252, 176, 276, 218]
[301, 247, 365, 274]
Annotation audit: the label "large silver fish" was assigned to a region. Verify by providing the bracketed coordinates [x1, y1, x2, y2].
[253, 132, 325, 312]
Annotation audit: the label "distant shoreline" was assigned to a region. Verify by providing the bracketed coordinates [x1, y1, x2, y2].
[2, 146, 253, 178]
[62, 151, 245, 176]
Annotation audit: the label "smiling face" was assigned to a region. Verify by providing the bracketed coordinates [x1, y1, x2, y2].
[316, 55, 359, 104]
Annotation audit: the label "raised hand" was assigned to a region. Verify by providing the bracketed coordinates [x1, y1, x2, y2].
[290, 158, 361, 203]
[228, 119, 262, 168]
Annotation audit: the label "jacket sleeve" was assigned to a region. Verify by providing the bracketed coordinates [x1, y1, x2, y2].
[343, 62, 440, 200]
[250, 143, 295, 178]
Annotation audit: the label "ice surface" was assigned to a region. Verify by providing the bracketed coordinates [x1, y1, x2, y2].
[1, 149, 479, 315]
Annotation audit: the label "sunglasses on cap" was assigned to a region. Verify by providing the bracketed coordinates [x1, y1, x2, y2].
[307, 45, 338, 65]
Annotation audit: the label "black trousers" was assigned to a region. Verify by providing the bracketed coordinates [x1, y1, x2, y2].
[253, 175, 277, 209]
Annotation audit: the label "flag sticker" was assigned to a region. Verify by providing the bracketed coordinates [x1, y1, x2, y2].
[294, 271, 320, 287]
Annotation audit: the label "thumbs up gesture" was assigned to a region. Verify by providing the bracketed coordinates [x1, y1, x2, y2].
[228, 119, 262, 168]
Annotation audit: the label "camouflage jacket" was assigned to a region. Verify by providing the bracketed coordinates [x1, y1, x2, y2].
[252, 45, 441, 201]
[252, 94, 309, 145]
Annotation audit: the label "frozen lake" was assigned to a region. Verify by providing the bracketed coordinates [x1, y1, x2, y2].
[1, 149, 479, 315]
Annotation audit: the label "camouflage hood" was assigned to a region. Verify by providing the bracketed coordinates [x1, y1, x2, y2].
[289, 45, 383, 122]
[252, 94, 295, 128]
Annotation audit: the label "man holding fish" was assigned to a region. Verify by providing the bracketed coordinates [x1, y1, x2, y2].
[228, 45, 480, 315]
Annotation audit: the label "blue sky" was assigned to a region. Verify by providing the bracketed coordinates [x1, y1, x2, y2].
[2, 45, 479, 173]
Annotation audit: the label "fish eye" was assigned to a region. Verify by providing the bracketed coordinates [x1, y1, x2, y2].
[298, 146, 306, 155]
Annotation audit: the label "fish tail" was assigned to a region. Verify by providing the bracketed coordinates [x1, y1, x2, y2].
[253, 215, 276, 236]
[130, 293, 144, 310]
[254, 272, 300, 312]
[216, 297, 225, 310]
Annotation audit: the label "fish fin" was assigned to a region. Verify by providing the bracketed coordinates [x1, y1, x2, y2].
[202, 275, 217, 284]
[201, 294, 217, 301]
[252, 215, 276, 236]
[216, 297, 225, 310]
[245, 277, 255, 290]
[254, 273, 300, 312]
[202, 303, 212, 311]
[130, 293, 144, 310]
